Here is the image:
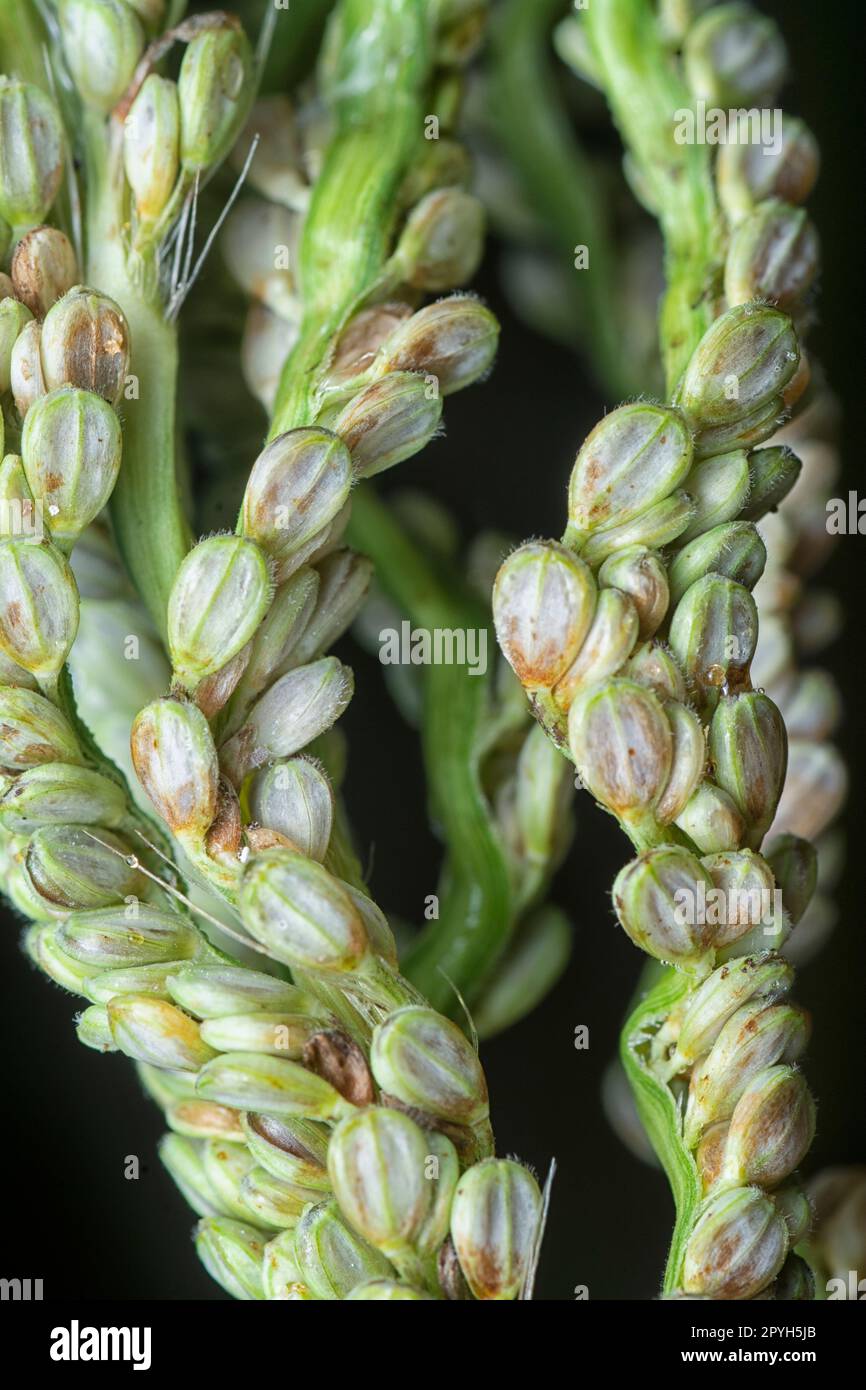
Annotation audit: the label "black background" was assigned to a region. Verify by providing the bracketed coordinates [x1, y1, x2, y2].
[1, 0, 864, 1301]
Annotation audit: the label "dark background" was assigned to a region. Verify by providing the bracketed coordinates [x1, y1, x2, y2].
[2, 0, 864, 1300]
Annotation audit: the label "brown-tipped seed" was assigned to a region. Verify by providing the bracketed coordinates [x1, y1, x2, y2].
[374, 295, 499, 396]
[40, 286, 130, 406]
[493, 540, 596, 692]
[725, 201, 820, 312]
[450, 1158, 542, 1301]
[242, 427, 353, 580]
[598, 547, 669, 640]
[21, 386, 123, 549]
[567, 403, 693, 540]
[568, 678, 672, 825]
[612, 845, 717, 973]
[682, 1186, 788, 1300]
[371, 1006, 489, 1128]
[333, 371, 443, 478]
[0, 538, 79, 679]
[327, 303, 413, 385]
[219, 658, 354, 787]
[11, 227, 78, 318]
[167, 535, 272, 688]
[722, 1065, 816, 1189]
[130, 698, 219, 839]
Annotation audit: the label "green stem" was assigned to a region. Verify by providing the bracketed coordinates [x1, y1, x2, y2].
[585, 0, 723, 393]
[267, 0, 431, 437]
[620, 964, 701, 1294]
[490, 0, 638, 400]
[82, 113, 191, 639]
[347, 487, 514, 1014]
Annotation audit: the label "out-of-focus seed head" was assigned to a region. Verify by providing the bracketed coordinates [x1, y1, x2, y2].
[21, 387, 122, 549]
[717, 115, 820, 225]
[493, 541, 596, 692]
[598, 546, 669, 640]
[391, 187, 485, 292]
[612, 846, 717, 973]
[684, 1000, 810, 1144]
[123, 74, 181, 232]
[725, 201, 820, 312]
[656, 701, 706, 824]
[295, 1200, 393, 1300]
[675, 781, 746, 854]
[674, 952, 794, 1066]
[371, 1005, 489, 1127]
[774, 1183, 812, 1247]
[567, 403, 693, 541]
[239, 847, 369, 973]
[327, 1106, 434, 1256]
[675, 303, 799, 436]
[677, 450, 750, 545]
[0, 539, 79, 680]
[10, 317, 45, 417]
[0, 79, 66, 228]
[130, 697, 219, 839]
[709, 692, 788, 849]
[248, 757, 334, 862]
[167, 535, 271, 688]
[739, 445, 802, 522]
[669, 574, 758, 716]
[568, 678, 672, 824]
[58, 904, 198, 968]
[59, 0, 144, 113]
[374, 295, 499, 396]
[808, 1167, 866, 1289]
[0, 761, 127, 834]
[242, 427, 352, 580]
[552, 587, 639, 712]
[450, 1158, 542, 1301]
[333, 371, 443, 478]
[769, 740, 846, 843]
[0, 685, 82, 774]
[220, 657, 354, 786]
[682, 1185, 788, 1299]
[668, 521, 766, 606]
[24, 825, 140, 912]
[774, 1253, 816, 1301]
[722, 1064, 816, 1189]
[40, 286, 130, 406]
[108, 993, 216, 1070]
[221, 196, 299, 319]
[764, 834, 817, 928]
[683, 3, 787, 107]
[233, 94, 307, 211]
[10, 227, 78, 318]
[195, 1217, 266, 1301]
[0, 297, 33, 393]
[178, 21, 253, 174]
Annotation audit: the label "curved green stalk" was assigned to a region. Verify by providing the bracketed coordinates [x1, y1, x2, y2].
[584, 0, 723, 392]
[82, 115, 190, 640]
[621, 966, 701, 1293]
[268, 0, 432, 438]
[347, 486, 514, 1014]
[490, 0, 638, 400]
